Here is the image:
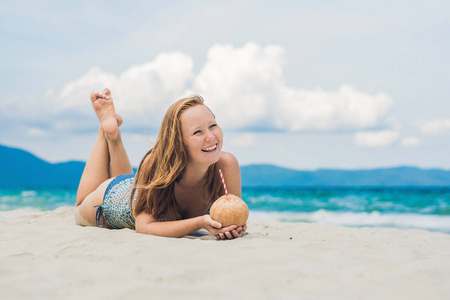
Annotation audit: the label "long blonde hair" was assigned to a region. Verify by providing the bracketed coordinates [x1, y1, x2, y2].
[131, 95, 222, 220]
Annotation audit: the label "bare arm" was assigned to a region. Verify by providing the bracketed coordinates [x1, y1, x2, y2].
[135, 212, 237, 238]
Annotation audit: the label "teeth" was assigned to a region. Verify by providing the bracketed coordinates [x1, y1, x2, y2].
[203, 144, 217, 152]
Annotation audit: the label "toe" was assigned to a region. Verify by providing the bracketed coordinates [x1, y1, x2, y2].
[104, 88, 111, 96]
[90, 92, 97, 103]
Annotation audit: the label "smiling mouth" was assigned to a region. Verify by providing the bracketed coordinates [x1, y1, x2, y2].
[202, 143, 217, 152]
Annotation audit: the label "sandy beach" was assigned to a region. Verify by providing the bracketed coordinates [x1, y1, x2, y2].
[1, 207, 449, 300]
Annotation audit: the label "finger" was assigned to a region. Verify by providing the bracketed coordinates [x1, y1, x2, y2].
[218, 233, 225, 240]
[231, 230, 240, 238]
[206, 216, 222, 229]
[222, 225, 236, 232]
[211, 221, 222, 229]
[225, 231, 233, 239]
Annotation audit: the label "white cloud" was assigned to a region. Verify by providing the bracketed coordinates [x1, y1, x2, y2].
[276, 85, 392, 131]
[56, 67, 117, 113]
[4, 43, 395, 135]
[192, 43, 393, 132]
[354, 130, 400, 147]
[191, 42, 285, 130]
[416, 118, 450, 135]
[53, 52, 194, 129]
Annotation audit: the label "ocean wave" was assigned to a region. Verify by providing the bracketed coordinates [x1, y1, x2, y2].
[248, 209, 450, 233]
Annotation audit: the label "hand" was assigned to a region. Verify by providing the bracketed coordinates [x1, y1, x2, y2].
[201, 215, 237, 236]
[216, 223, 247, 240]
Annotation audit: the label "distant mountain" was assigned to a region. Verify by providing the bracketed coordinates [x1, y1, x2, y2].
[240, 164, 450, 187]
[1, 144, 450, 189]
[0, 144, 85, 189]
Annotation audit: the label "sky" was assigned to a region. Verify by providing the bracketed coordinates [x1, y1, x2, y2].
[1, 0, 450, 170]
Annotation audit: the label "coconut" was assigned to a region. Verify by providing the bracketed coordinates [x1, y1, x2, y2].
[210, 194, 249, 227]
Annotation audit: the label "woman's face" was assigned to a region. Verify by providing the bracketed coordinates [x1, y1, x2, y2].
[181, 105, 223, 166]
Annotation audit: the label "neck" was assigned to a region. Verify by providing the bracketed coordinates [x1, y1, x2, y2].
[178, 162, 210, 188]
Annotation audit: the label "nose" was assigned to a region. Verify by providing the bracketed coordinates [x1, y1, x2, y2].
[205, 130, 214, 141]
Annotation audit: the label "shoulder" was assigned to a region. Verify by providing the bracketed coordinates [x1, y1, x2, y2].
[217, 152, 241, 177]
[216, 152, 241, 196]
[137, 150, 153, 172]
[217, 151, 240, 170]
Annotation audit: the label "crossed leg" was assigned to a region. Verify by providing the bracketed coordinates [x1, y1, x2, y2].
[75, 89, 133, 227]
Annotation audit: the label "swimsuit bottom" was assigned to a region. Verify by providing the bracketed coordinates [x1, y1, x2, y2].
[96, 173, 137, 229]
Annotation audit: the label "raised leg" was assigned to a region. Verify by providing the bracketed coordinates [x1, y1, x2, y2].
[106, 129, 133, 178]
[99, 89, 133, 178]
[75, 126, 110, 207]
[75, 89, 133, 227]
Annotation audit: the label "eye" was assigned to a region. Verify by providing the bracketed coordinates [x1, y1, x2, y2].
[210, 124, 217, 129]
[193, 130, 201, 135]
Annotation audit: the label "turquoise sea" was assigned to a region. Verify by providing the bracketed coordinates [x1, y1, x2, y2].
[1, 187, 450, 234]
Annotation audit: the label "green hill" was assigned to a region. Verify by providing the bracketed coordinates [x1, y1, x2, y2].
[240, 164, 450, 186]
[0, 144, 85, 189]
[1, 144, 450, 188]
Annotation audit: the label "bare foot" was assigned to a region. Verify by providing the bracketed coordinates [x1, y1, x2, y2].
[116, 113, 123, 127]
[91, 89, 119, 140]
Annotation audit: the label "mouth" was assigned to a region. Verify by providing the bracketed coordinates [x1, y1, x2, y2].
[202, 143, 218, 152]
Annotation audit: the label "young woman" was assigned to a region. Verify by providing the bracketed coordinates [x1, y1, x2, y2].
[75, 89, 246, 240]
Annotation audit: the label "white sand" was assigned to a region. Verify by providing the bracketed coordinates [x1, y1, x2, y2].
[1, 207, 449, 300]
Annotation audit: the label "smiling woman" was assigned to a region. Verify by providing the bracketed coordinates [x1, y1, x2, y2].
[181, 105, 223, 166]
[74, 89, 246, 240]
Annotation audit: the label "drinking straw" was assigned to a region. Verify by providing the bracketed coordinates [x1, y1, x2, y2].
[219, 169, 228, 196]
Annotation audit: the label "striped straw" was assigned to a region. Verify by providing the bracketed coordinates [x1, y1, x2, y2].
[219, 169, 228, 196]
